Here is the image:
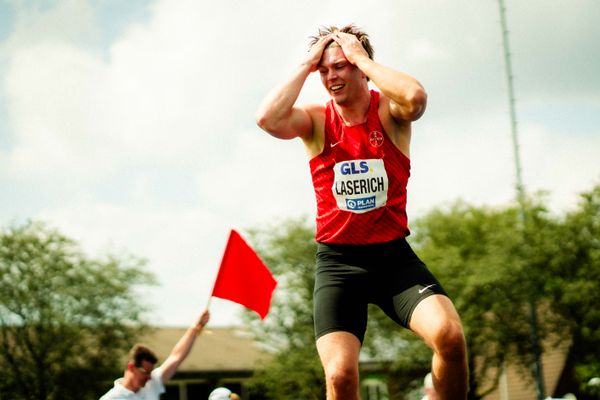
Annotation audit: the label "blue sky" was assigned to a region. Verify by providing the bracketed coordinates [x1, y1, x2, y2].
[1, 0, 599, 327]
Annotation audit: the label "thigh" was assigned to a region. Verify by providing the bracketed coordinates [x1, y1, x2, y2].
[409, 294, 463, 346]
[370, 240, 447, 328]
[316, 331, 361, 372]
[314, 244, 369, 343]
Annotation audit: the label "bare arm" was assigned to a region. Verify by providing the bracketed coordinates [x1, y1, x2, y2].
[255, 35, 333, 140]
[159, 309, 209, 382]
[332, 32, 427, 122]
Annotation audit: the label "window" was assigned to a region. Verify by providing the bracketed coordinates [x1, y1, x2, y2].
[361, 377, 389, 400]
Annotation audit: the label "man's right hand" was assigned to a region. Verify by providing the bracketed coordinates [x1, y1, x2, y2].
[303, 34, 333, 72]
[196, 309, 210, 330]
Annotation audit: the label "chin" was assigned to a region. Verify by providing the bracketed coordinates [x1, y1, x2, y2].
[330, 93, 348, 104]
[333, 95, 349, 105]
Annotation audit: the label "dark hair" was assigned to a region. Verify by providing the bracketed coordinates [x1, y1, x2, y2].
[128, 344, 158, 367]
[308, 24, 374, 60]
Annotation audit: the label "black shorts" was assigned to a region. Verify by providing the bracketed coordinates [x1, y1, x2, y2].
[313, 237, 447, 343]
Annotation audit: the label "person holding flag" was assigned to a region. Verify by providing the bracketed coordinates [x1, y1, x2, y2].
[256, 24, 468, 399]
[100, 309, 210, 399]
[100, 229, 274, 400]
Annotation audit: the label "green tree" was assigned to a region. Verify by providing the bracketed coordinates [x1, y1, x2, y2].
[243, 217, 325, 400]
[408, 199, 560, 398]
[0, 221, 156, 400]
[241, 183, 600, 399]
[405, 185, 600, 398]
[546, 183, 600, 398]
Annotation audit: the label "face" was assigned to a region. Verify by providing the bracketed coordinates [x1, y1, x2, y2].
[129, 360, 155, 391]
[317, 45, 366, 105]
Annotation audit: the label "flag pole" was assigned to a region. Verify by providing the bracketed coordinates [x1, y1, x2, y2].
[497, 1, 544, 398]
[206, 229, 234, 312]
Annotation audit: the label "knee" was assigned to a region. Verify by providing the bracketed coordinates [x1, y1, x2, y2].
[325, 363, 359, 390]
[431, 319, 467, 361]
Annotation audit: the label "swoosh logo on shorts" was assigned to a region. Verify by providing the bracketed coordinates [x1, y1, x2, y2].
[418, 284, 436, 294]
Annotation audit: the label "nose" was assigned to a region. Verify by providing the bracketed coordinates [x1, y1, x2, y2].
[327, 69, 338, 81]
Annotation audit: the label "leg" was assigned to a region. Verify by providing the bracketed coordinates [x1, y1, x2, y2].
[316, 331, 361, 400]
[410, 294, 468, 400]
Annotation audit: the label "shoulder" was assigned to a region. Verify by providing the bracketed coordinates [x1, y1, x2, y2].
[148, 367, 166, 395]
[99, 385, 130, 400]
[152, 366, 164, 383]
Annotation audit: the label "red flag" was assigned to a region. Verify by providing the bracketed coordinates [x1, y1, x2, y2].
[211, 229, 277, 320]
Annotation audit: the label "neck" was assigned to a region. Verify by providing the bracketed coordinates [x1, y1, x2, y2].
[122, 374, 139, 392]
[334, 89, 371, 126]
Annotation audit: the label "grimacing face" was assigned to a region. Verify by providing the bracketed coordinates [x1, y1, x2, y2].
[317, 45, 366, 105]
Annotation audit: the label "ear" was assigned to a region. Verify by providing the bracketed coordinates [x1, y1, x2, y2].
[126, 362, 136, 372]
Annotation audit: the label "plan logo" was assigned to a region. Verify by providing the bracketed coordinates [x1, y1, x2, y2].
[346, 196, 376, 211]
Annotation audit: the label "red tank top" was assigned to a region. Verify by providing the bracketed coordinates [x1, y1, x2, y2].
[309, 90, 411, 244]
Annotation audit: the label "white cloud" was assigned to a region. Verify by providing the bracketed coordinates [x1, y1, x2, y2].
[8, 0, 96, 47]
[519, 121, 600, 212]
[408, 112, 517, 217]
[1, 0, 599, 327]
[38, 199, 239, 325]
[6, 42, 111, 178]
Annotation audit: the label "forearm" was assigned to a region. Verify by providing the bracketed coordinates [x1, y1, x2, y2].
[356, 57, 427, 120]
[160, 314, 207, 381]
[170, 325, 202, 360]
[255, 63, 312, 137]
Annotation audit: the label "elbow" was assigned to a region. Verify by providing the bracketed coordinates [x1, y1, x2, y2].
[255, 110, 291, 139]
[255, 110, 269, 131]
[406, 87, 427, 121]
[255, 109, 278, 133]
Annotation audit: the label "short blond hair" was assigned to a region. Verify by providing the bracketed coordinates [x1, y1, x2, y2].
[309, 24, 374, 60]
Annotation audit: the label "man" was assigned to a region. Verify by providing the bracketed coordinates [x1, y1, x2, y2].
[100, 309, 210, 399]
[256, 25, 468, 399]
[208, 387, 241, 400]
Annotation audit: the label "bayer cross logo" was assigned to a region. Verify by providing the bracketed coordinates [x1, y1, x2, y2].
[369, 131, 384, 147]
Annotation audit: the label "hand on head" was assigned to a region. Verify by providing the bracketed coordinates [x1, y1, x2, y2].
[330, 31, 369, 66]
[304, 34, 335, 71]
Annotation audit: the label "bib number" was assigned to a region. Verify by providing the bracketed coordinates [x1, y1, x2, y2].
[332, 159, 388, 213]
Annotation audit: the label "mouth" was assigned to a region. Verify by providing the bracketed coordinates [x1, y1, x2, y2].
[330, 84, 345, 93]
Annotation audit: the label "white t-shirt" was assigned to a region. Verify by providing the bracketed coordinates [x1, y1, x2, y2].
[99, 367, 165, 400]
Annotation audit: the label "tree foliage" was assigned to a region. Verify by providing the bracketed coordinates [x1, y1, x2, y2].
[241, 182, 600, 399]
[0, 221, 156, 400]
[408, 185, 600, 398]
[548, 183, 600, 396]
[408, 198, 557, 397]
[243, 217, 325, 400]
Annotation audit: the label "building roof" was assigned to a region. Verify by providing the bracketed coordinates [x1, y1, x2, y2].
[139, 327, 270, 372]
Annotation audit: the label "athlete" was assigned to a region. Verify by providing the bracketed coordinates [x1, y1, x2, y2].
[256, 25, 468, 399]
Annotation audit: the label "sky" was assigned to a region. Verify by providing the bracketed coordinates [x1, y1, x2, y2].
[1, 0, 599, 327]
